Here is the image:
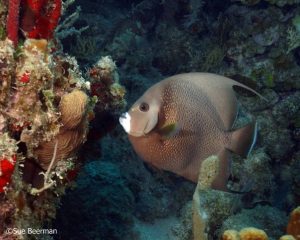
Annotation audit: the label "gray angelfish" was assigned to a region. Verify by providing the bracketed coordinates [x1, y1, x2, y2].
[119, 73, 262, 191]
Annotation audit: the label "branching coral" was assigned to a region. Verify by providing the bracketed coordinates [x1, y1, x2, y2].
[70, 36, 98, 61]
[55, 5, 89, 40]
[287, 27, 300, 53]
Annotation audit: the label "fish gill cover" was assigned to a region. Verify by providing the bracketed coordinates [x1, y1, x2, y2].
[0, 0, 299, 240]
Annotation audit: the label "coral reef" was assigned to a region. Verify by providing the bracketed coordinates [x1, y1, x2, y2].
[37, 0, 300, 239]
[0, 0, 126, 239]
[0, 35, 93, 236]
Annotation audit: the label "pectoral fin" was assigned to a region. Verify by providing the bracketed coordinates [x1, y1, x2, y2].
[158, 123, 180, 139]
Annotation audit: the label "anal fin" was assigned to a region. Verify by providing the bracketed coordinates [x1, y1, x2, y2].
[227, 121, 257, 158]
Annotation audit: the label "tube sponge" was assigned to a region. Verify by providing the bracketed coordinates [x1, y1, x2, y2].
[6, 0, 20, 46]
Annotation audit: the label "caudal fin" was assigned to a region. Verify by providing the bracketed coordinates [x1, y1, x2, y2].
[227, 122, 257, 157]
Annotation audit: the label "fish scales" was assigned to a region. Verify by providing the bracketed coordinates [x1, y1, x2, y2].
[129, 79, 229, 180]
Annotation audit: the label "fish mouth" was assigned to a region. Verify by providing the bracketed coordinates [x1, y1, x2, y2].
[119, 112, 148, 137]
[128, 131, 145, 137]
[119, 112, 131, 133]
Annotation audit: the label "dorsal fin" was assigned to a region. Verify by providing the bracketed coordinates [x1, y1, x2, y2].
[230, 80, 267, 101]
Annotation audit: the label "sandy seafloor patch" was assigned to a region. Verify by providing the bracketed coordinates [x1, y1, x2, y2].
[134, 216, 180, 240]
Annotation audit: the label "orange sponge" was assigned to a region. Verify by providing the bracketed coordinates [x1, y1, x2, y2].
[239, 227, 268, 240]
[222, 230, 239, 240]
[280, 235, 296, 240]
[222, 227, 268, 240]
[287, 207, 300, 240]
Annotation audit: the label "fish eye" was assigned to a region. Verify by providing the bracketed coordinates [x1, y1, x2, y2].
[139, 102, 149, 112]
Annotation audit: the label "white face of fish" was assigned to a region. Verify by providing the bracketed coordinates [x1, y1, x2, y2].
[119, 101, 159, 137]
[119, 112, 131, 133]
[119, 85, 162, 137]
